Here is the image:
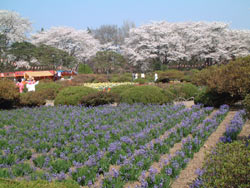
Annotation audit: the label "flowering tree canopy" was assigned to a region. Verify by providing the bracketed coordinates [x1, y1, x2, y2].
[31, 26, 101, 61]
[0, 10, 32, 46]
[122, 21, 250, 70]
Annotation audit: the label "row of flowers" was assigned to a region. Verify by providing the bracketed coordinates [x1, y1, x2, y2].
[190, 108, 247, 188]
[100, 106, 214, 187]
[0, 103, 187, 184]
[83, 82, 134, 90]
[141, 105, 229, 188]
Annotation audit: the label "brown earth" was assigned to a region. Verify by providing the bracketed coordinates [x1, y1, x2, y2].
[171, 111, 236, 188]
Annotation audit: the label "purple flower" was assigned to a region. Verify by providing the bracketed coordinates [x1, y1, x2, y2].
[166, 167, 172, 176]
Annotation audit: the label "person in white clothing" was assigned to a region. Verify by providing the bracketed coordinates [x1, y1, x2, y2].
[154, 73, 158, 82]
[26, 78, 39, 92]
[135, 73, 138, 80]
[141, 73, 145, 78]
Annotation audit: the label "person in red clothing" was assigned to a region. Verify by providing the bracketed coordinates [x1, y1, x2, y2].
[16, 80, 24, 93]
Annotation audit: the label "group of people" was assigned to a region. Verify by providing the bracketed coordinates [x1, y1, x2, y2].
[15, 77, 39, 93]
[132, 73, 158, 82]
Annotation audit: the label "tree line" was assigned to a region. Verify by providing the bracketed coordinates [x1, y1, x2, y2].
[1, 10, 250, 73]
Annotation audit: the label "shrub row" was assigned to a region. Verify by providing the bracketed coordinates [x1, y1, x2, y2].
[0, 78, 205, 108]
[190, 138, 250, 188]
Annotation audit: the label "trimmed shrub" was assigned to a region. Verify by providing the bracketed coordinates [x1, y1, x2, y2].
[110, 73, 133, 82]
[197, 139, 250, 188]
[243, 94, 250, 117]
[19, 91, 46, 107]
[36, 82, 63, 100]
[80, 91, 119, 107]
[168, 83, 199, 100]
[182, 69, 200, 82]
[0, 79, 19, 109]
[134, 78, 147, 85]
[110, 84, 136, 95]
[157, 70, 185, 83]
[120, 85, 173, 104]
[54, 86, 98, 105]
[194, 88, 236, 107]
[192, 56, 250, 98]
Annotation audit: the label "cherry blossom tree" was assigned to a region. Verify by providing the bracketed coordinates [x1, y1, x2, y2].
[31, 27, 101, 62]
[0, 10, 32, 47]
[122, 21, 250, 71]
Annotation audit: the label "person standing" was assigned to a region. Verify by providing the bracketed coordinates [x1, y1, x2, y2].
[132, 73, 135, 81]
[16, 81, 24, 93]
[135, 73, 138, 80]
[141, 73, 145, 79]
[154, 73, 158, 82]
[26, 78, 39, 92]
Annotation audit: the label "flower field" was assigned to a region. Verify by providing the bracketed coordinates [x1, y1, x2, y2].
[0, 104, 230, 187]
[83, 82, 134, 90]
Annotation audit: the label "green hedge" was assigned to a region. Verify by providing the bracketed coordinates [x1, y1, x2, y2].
[80, 91, 119, 107]
[120, 85, 173, 104]
[110, 84, 136, 95]
[19, 91, 46, 107]
[168, 83, 199, 100]
[243, 94, 250, 117]
[54, 86, 98, 105]
[199, 139, 250, 188]
[36, 82, 63, 100]
[194, 88, 236, 107]
[0, 79, 19, 109]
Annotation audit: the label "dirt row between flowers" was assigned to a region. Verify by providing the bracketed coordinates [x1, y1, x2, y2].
[170, 111, 236, 188]
[238, 119, 250, 138]
[123, 110, 218, 188]
[83, 108, 214, 188]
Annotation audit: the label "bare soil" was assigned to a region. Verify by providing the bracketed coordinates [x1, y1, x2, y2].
[171, 111, 236, 188]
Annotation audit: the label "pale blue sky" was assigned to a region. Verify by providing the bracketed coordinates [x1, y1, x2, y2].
[1, 0, 250, 32]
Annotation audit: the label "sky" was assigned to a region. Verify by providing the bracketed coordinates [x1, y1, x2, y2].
[1, 0, 250, 33]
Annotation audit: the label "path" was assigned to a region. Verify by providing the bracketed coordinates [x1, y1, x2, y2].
[123, 110, 217, 188]
[238, 119, 250, 138]
[171, 111, 236, 188]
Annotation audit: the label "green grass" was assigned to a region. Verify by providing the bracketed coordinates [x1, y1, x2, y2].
[0, 178, 80, 188]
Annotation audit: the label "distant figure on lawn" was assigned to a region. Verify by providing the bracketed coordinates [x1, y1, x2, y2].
[135, 73, 138, 80]
[154, 73, 158, 82]
[141, 73, 145, 79]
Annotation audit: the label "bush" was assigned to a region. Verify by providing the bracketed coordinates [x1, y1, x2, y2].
[36, 82, 63, 100]
[243, 94, 250, 117]
[120, 85, 173, 104]
[157, 70, 185, 83]
[77, 63, 93, 74]
[192, 56, 250, 98]
[54, 86, 98, 105]
[80, 91, 119, 107]
[0, 79, 19, 109]
[110, 73, 133, 82]
[110, 84, 136, 95]
[19, 91, 46, 107]
[197, 139, 250, 188]
[134, 78, 147, 84]
[182, 69, 200, 82]
[168, 83, 199, 100]
[194, 88, 236, 107]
